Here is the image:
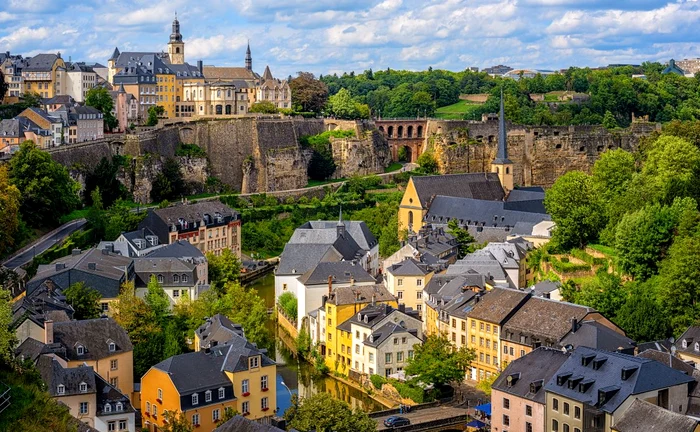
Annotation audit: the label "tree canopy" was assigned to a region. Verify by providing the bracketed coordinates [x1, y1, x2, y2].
[64, 282, 102, 320]
[85, 87, 118, 131]
[284, 393, 376, 432]
[290, 72, 329, 113]
[0, 165, 21, 255]
[405, 333, 474, 387]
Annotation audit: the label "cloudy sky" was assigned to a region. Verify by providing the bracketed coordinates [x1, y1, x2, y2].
[1, 0, 698, 77]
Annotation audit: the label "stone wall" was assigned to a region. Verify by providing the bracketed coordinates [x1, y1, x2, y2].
[427, 119, 659, 188]
[330, 129, 391, 178]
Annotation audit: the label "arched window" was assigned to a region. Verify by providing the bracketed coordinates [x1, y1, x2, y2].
[506, 167, 510, 174]
[79, 382, 88, 393]
[57, 384, 65, 395]
[182, 274, 188, 283]
[116, 402, 123, 412]
[157, 274, 164, 283]
[173, 274, 180, 283]
[408, 211, 413, 226]
[104, 403, 111, 413]
[176, 47, 180, 54]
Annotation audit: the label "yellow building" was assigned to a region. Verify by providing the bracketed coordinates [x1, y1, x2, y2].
[397, 173, 504, 235]
[22, 53, 66, 98]
[141, 325, 276, 431]
[466, 288, 529, 382]
[385, 258, 433, 316]
[319, 284, 397, 374]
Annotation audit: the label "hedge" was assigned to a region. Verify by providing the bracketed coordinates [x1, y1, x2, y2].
[550, 257, 591, 274]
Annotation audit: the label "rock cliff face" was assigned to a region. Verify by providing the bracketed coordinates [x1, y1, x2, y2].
[330, 129, 391, 179]
[427, 119, 659, 188]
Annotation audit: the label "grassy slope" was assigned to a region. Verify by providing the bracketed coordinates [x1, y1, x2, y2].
[435, 100, 482, 120]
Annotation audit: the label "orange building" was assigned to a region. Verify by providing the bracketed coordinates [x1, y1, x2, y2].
[141, 322, 276, 431]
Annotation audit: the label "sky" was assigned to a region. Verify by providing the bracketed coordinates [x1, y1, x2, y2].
[1, 0, 699, 78]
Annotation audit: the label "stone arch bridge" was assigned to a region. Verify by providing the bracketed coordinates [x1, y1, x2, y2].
[375, 119, 427, 162]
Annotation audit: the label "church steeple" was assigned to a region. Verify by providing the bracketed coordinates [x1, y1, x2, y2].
[168, 13, 185, 64]
[491, 89, 514, 192]
[245, 41, 252, 71]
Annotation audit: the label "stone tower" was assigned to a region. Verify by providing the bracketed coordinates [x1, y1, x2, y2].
[245, 41, 252, 71]
[168, 14, 185, 64]
[491, 89, 514, 192]
[116, 83, 128, 133]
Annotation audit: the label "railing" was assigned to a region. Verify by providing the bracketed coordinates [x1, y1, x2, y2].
[0, 381, 11, 414]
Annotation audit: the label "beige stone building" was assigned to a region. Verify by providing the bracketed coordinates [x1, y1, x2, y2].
[385, 258, 433, 315]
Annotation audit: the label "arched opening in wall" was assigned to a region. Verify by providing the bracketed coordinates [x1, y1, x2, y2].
[379, 126, 385, 134]
[495, 166, 500, 174]
[407, 125, 413, 138]
[388, 126, 394, 138]
[408, 210, 414, 228]
[402, 145, 412, 163]
[225, 105, 232, 115]
[506, 167, 510, 174]
[397, 125, 404, 138]
[327, 123, 338, 131]
[417, 125, 423, 137]
[437, 126, 442, 134]
[215, 105, 223, 115]
[176, 47, 180, 54]
[488, 135, 495, 142]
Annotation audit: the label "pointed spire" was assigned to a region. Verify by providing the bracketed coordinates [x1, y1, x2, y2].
[262, 65, 273, 81]
[245, 40, 252, 71]
[493, 88, 512, 164]
[118, 83, 125, 93]
[337, 205, 344, 226]
[110, 47, 120, 60]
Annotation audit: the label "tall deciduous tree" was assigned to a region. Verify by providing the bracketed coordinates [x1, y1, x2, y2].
[150, 158, 185, 203]
[85, 87, 118, 131]
[85, 156, 127, 207]
[290, 72, 329, 113]
[0, 70, 8, 102]
[9, 141, 80, 227]
[206, 249, 241, 291]
[0, 289, 15, 363]
[447, 219, 476, 258]
[284, 393, 376, 432]
[405, 333, 475, 387]
[659, 235, 700, 334]
[64, 282, 102, 320]
[0, 165, 21, 254]
[161, 410, 193, 432]
[249, 101, 278, 114]
[145, 275, 170, 322]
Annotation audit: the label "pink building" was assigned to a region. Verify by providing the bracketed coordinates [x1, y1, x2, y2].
[491, 348, 568, 432]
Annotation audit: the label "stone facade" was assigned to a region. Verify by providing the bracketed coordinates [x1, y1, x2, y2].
[330, 129, 391, 179]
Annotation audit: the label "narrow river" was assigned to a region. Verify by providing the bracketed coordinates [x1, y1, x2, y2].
[246, 272, 387, 415]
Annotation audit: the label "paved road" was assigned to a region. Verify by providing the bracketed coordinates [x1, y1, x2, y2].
[375, 406, 470, 431]
[2, 219, 87, 269]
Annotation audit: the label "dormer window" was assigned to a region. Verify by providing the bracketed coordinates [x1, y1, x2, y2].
[218, 387, 225, 399]
[182, 274, 188, 283]
[192, 393, 199, 405]
[108, 342, 116, 352]
[104, 403, 111, 413]
[57, 384, 65, 395]
[205, 390, 212, 402]
[249, 356, 260, 369]
[116, 402, 123, 412]
[79, 382, 88, 393]
[173, 274, 180, 283]
[695, 343, 699, 352]
[76, 345, 85, 355]
[683, 339, 688, 348]
[157, 274, 164, 283]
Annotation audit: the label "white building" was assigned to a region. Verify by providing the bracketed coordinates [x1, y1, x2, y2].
[64, 62, 99, 102]
[70, 106, 104, 142]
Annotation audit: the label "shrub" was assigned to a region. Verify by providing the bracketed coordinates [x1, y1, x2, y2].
[550, 257, 591, 273]
[391, 380, 427, 403]
[278, 292, 298, 322]
[175, 143, 207, 158]
[370, 374, 387, 389]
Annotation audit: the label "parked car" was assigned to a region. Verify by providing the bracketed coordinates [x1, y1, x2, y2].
[384, 416, 410, 428]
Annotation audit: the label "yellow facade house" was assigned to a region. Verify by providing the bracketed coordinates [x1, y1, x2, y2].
[141, 316, 276, 431]
[319, 284, 397, 374]
[465, 287, 529, 382]
[22, 53, 66, 98]
[385, 258, 433, 315]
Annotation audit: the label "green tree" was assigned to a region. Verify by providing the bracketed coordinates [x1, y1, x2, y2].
[615, 279, 671, 342]
[64, 282, 102, 320]
[284, 393, 376, 432]
[145, 275, 170, 322]
[104, 199, 146, 241]
[249, 101, 278, 114]
[216, 407, 241, 426]
[278, 292, 298, 321]
[405, 333, 475, 387]
[574, 270, 625, 320]
[328, 88, 359, 119]
[641, 135, 700, 203]
[476, 372, 499, 397]
[0, 289, 15, 363]
[151, 158, 186, 203]
[447, 219, 476, 258]
[416, 151, 438, 174]
[659, 235, 700, 334]
[85, 87, 118, 131]
[0, 165, 21, 254]
[86, 188, 107, 242]
[206, 249, 241, 291]
[544, 171, 605, 250]
[290, 72, 329, 113]
[161, 410, 194, 432]
[602, 110, 618, 129]
[0, 69, 8, 102]
[9, 141, 80, 226]
[85, 156, 127, 207]
[146, 105, 165, 126]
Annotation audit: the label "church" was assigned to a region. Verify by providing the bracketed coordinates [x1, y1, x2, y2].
[108, 15, 291, 121]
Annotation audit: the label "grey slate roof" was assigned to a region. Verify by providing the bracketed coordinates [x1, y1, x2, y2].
[337, 303, 419, 332]
[677, 326, 700, 357]
[425, 196, 550, 228]
[24, 54, 59, 72]
[446, 251, 510, 281]
[302, 221, 378, 250]
[37, 356, 96, 397]
[328, 284, 395, 306]
[560, 320, 636, 353]
[214, 415, 285, 432]
[148, 239, 205, 259]
[636, 339, 673, 354]
[410, 173, 505, 206]
[297, 261, 375, 286]
[492, 347, 569, 404]
[531, 280, 561, 296]
[195, 314, 245, 350]
[386, 258, 431, 277]
[544, 346, 695, 414]
[466, 287, 530, 324]
[506, 187, 545, 202]
[53, 317, 133, 361]
[503, 298, 596, 346]
[612, 399, 698, 432]
[12, 279, 74, 329]
[16, 337, 65, 363]
[364, 322, 419, 348]
[134, 257, 197, 287]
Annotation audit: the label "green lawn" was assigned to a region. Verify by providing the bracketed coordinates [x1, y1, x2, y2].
[306, 177, 347, 188]
[385, 162, 402, 173]
[435, 100, 482, 120]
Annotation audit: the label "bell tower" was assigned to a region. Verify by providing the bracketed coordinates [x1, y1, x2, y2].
[491, 89, 514, 192]
[168, 13, 185, 64]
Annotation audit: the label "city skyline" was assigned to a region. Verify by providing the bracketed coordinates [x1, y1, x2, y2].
[1, 0, 699, 78]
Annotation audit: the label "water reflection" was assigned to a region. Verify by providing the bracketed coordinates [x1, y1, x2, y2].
[247, 273, 387, 414]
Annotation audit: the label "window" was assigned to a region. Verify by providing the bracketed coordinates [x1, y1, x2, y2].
[146, 402, 150, 413]
[212, 408, 220, 422]
[173, 289, 180, 298]
[461, 321, 466, 331]
[552, 419, 559, 431]
[564, 402, 570, 415]
[261, 375, 268, 390]
[461, 335, 466, 345]
[355, 344, 360, 354]
[397, 352, 404, 362]
[249, 356, 260, 369]
[218, 387, 225, 399]
[417, 279, 422, 286]
[394, 338, 399, 345]
[397, 279, 403, 286]
[116, 402, 123, 412]
[105, 403, 112, 413]
[574, 429, 580, 432]
[192, 393, 199, 405]
[471, 320, 476, 328]
[386, 353, 392, 363]
[480, 337, 484, 347]
[574, 406, 581, 419]
[119, 420, 127, 430]
[553, 398, 559, 411]
[108, 421, 116, 431]
[79, 382, 88, 393]
[262, 397, 269, 410]
[503, 398, 510, 409]
[157, 274, 164, 283]
[242, 401, 250, 414]
[79, 402, 88, 415]
[563, 425, 570, 432]
[101, 302, 109, 313]
[76, 345, 85, 355]
[57, 384, 65, 395]
[520, 349, 526, 357]
[153, 406, 157, 416]
[173, 274, 180, 283]
[242, 379, 249, 394]
[110, 359, 118, 370]
[369, 352, 374, 362]
[397, 291, 403, 299]
[452, 318, 456, 328]
[408, 350, 414, 360]
[182, 274, 188, 283]
[526, 422, 533, 432]
[205, 390, 212, 402]
[480, 322, 484, 330]
[192, 413, 200, 426]
[110, 377, 118, 388]
[526, 405, 532, 416]
[503, 414, 510, 426]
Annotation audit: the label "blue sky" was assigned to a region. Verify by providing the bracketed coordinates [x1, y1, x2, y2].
[1, 0, 699, 78]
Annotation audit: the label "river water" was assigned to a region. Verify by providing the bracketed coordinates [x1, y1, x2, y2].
[246, 273, 386, 415]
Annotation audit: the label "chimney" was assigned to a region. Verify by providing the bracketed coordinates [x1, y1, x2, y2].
[328, 275, 333, 296]
[88, 262, 97, 271]
[55, 263, 66, 271]
[371, 294, 376, 306]
[44, 320, 54, 344]
[321, 295, 328, 307]
[571, 318, 579, 334]
[72, 248, 81, 256]
[349, 276, 355, 286]
[102, 248, 109, 255]
[197, 60, 203, 74]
